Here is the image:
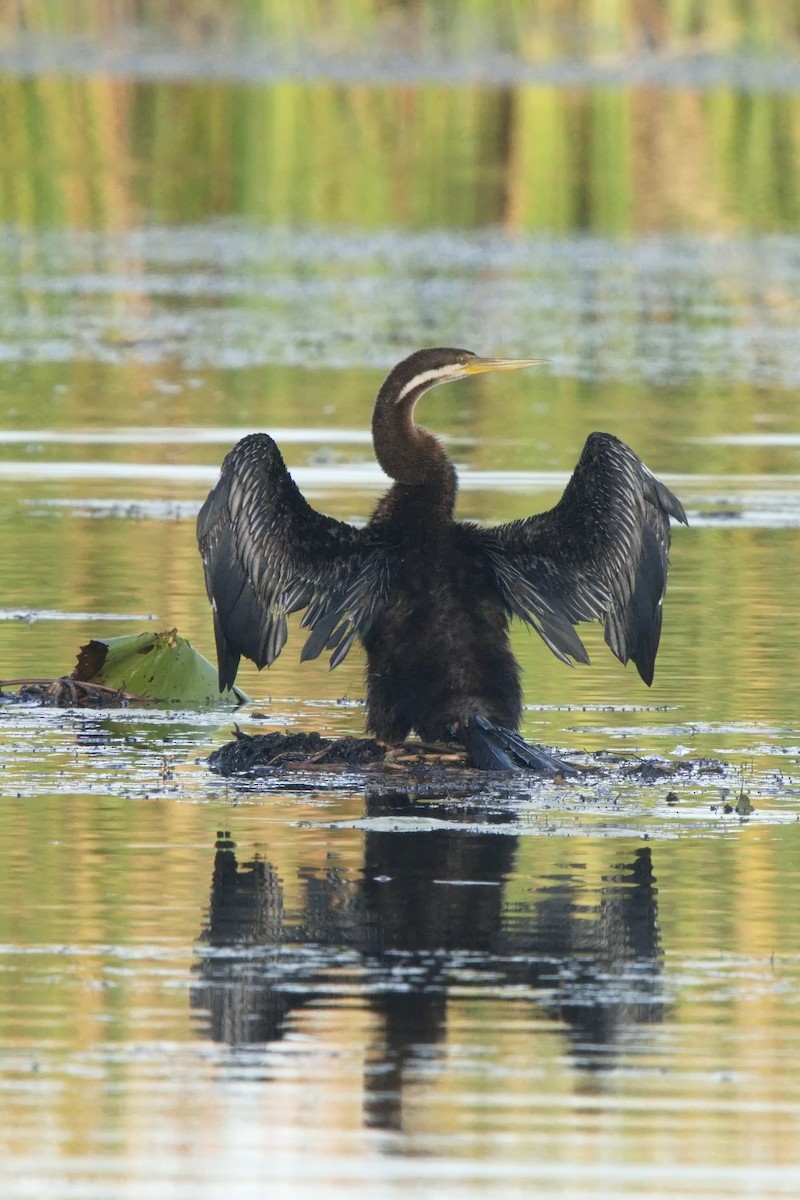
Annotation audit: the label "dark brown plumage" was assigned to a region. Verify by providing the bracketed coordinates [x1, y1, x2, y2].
[197, 348, 687, 770]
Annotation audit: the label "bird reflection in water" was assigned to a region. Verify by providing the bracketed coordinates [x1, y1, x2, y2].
[191, 796, 664, 1128]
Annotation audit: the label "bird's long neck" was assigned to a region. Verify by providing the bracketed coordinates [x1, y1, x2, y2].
[371, 383, 457, 517]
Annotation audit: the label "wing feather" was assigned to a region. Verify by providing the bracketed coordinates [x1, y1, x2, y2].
[197, 433, 388, 689]
[483, 433, 687, 684]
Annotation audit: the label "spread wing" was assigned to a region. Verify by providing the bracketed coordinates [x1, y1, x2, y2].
[197, 433, 389, 690]
[482, 433, 687, 684]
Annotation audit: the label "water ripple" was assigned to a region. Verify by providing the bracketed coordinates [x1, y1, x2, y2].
[2, 225, 800, 386]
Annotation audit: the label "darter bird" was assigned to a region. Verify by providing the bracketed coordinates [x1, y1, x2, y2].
[197, 348, 686, 770]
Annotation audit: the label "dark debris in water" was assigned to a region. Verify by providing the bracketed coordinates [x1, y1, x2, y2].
[206, 729, 728, 797]
[207, 727, 546, 797]
[207, 728, 541, 782]
[0, 676, 150, 708]
[208, 728, 389, 773]
[620, 756, 725, 782]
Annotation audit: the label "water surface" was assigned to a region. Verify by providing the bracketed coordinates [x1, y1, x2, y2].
[1, 14, 800, 1200]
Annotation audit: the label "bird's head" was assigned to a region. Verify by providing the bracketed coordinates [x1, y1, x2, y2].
[383, 347, 546, 409]
[372, 347, 546, 491]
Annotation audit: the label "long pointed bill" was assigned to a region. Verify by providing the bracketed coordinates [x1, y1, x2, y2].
[464, 356, 547, 376]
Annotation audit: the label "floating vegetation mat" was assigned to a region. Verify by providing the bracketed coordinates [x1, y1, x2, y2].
[0, 701, 796, 838]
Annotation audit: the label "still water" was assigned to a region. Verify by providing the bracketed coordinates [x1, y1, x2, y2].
[1, 9, 800, 1199]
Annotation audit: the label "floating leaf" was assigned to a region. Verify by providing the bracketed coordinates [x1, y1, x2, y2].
[73, 629, 247, 708]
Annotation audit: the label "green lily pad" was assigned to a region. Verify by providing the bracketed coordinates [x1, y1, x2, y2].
[73, 629, 247, 708]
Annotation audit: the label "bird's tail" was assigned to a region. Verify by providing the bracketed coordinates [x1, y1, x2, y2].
[458, 715, 574, 773]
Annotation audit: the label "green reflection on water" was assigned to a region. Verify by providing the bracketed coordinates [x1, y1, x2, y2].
[1, 75, 798, 231]
[2, 1, 799, 61]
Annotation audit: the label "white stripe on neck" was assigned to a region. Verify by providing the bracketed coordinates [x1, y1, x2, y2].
[395, 364, 462, 404]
